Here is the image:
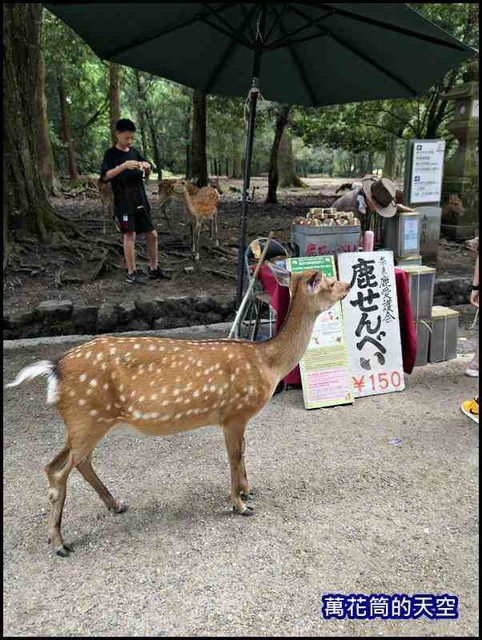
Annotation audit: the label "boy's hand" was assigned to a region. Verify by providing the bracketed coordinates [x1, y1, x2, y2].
[123, 160, 142, 171]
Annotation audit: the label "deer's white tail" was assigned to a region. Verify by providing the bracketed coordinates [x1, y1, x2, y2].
[5, 360, 59, 404]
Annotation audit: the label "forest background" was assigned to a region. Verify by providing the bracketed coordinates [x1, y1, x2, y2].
[3, 3, 479, 270]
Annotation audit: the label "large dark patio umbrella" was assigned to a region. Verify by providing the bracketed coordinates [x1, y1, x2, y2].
[45, 3, 476, 305]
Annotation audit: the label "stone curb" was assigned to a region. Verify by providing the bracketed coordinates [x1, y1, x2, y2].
[3, 275, 472, 342]
[3, 322, 234, 351]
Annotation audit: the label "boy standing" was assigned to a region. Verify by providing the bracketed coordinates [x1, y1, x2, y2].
[100, 118, 170, 284]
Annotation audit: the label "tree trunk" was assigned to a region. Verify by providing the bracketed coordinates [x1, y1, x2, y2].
[183, 88, 192, 179]
[58, 74, 78, 182]
[278, 128, 305, 188]
[266, 105, 290, 203]
[133, 70, 149, 158]
[383, 135, 397, 179]
[109, 63, 121, 145]
[190, 89, 208, 186]
[37, 49, 61, 196]
[3, 3, 65, 259]
[146, 113, 162, 178]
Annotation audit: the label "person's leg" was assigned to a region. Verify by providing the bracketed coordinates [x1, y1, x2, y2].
[465, 336, 479, 377]
[124, 231, 136, 274]
[145, 229, 159, 270]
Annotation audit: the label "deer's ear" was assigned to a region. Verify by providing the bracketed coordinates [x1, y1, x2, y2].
[306, 271, 324, 294]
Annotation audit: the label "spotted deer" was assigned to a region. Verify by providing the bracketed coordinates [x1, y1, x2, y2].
[6, 270, 349, 557]
[172, 179, 219, 261]
[98, 178, 115, 234]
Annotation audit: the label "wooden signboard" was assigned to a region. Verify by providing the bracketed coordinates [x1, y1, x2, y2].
[287, 256, 353, 410]
[337, 251, 405, 397]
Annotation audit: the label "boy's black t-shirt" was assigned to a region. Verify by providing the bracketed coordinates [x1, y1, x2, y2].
[100, 146, 150, 216]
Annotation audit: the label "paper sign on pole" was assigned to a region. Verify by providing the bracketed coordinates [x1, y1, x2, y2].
[405, 139, 445, 205]
[337, 251, 405, 397]
[287, 256, 353, 409]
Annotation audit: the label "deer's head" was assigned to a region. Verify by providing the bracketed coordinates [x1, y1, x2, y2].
[290, 269, 350, 315]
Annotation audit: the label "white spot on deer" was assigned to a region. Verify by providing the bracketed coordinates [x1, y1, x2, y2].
[247, 385, 254, 396]
[76, 353, 82, 358]
[86, 389, 93, 396]
[80, 374, 87, 382]
[89, 410, 98, 416]
[133, 410, 142, 419]
[151, 393, 158, 400]
[103, 383, 109, 390]
[139, 395, 145, 402]
[210, 385, 217, 393]
[160, 414, 172, 421]
[101, 363, 107, 371]
[97, 353, 103, 361]
[79, 399, 86, 406]
[68, 390, 75, 397]
[161, 387, 167, 394]
[222, 347, 228, 352]
[125, 352, 131, 359]
[228, 353, 234, 360]
[106, 404, 111, 410]
[120, 395, 126, 402]
[149, 345, 156, 352]
[115, 357, 120, 365]
[89, 379, 98, 387]
[193, 390, 200, 398]
[133, 375, 137, 381]
[161, 400, 170, 406]
[85, 351, 92, 359]
[119, 384, 124, 392]
[110, 348, 116, 355]
[134, 344, 140, 350]
[173, 388, 180, 396]
[174, 413, 183, 419]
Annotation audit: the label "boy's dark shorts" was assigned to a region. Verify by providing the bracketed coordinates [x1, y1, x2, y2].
[116, 206, 155, 234]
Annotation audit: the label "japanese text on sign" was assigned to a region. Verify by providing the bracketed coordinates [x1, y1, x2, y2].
[408, 139, 445, 204]
[338, 251, 404, 397]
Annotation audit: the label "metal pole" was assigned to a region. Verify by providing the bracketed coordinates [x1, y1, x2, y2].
[236, 2, 267, 308]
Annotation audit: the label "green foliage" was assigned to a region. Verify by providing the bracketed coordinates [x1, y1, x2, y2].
[40, 4, 478, 179]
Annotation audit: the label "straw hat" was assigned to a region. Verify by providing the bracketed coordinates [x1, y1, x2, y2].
[361, 175, 397, 218]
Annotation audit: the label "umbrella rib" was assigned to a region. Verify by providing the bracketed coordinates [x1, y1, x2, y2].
[240, 2, 256, 44]
[263, 3, 290, 44]
[106, 4, 235, 59]
[204, 4, 259, 93]
[200, 3, 252, 48]
[291, 5, 419, 96]
[302, 2, 472, 52]
[274, 7, 318, 106]
[266, 5, 334, 49]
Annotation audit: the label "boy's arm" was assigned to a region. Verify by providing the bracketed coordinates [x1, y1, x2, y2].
[100, 154, 142, 182]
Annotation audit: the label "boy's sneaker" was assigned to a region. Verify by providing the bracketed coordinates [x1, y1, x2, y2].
[125, 271, 144, 285]
[147, 265, 171, 280]
[460, 397, 479, 424]
[465, 364, 479, 378]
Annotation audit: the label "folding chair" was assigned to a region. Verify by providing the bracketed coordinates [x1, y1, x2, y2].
[237, 237, 288, 341]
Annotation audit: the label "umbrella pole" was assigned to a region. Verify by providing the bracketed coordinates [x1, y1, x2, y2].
[236, 82, 260, 306]
[236, 3, 267, 308]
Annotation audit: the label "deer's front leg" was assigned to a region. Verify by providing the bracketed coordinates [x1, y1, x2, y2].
[193, 220, 202, 261]
[223, 423, 254, 516]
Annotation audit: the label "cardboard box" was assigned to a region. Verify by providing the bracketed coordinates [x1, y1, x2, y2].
[429, 306, 459, 362]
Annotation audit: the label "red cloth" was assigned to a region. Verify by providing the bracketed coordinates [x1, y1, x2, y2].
[258, 263, 417, 385]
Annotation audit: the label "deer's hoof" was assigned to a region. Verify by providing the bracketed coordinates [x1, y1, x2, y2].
[110, 500, 128, 514]
[241, 504, 255, 516]
[239, 491, 255, 502]
[232, 504, 255, 516]
[54, 542, 74, 557]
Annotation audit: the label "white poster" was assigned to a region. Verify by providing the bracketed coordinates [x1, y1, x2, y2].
[409, 139, 445, 204]
[338, 251, 405, 397]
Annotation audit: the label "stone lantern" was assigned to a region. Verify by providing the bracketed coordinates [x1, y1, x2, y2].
[440, 60, 479, 240]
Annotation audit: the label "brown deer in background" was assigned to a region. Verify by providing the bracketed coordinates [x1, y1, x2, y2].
[172, 179, 219, 261]
[6, 270, 349, 557]
[98, 178, 115, 234]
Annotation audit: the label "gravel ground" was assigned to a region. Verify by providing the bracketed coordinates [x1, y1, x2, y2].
[3, 318, 479, 637]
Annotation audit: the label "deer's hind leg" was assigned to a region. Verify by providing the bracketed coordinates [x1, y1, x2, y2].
[223, 421, 254, 516]
[45, 418, 119, 557]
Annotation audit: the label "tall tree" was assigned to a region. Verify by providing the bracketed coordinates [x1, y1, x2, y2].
[3, 3, 65, 263]
[278, 128, 305, 188]
[265, 105, 291, 204]
[37, 48, 61, 195]
[190, 89, 208, 186]
[58, 74, 79, 181]
[109, 62, 121, 145]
